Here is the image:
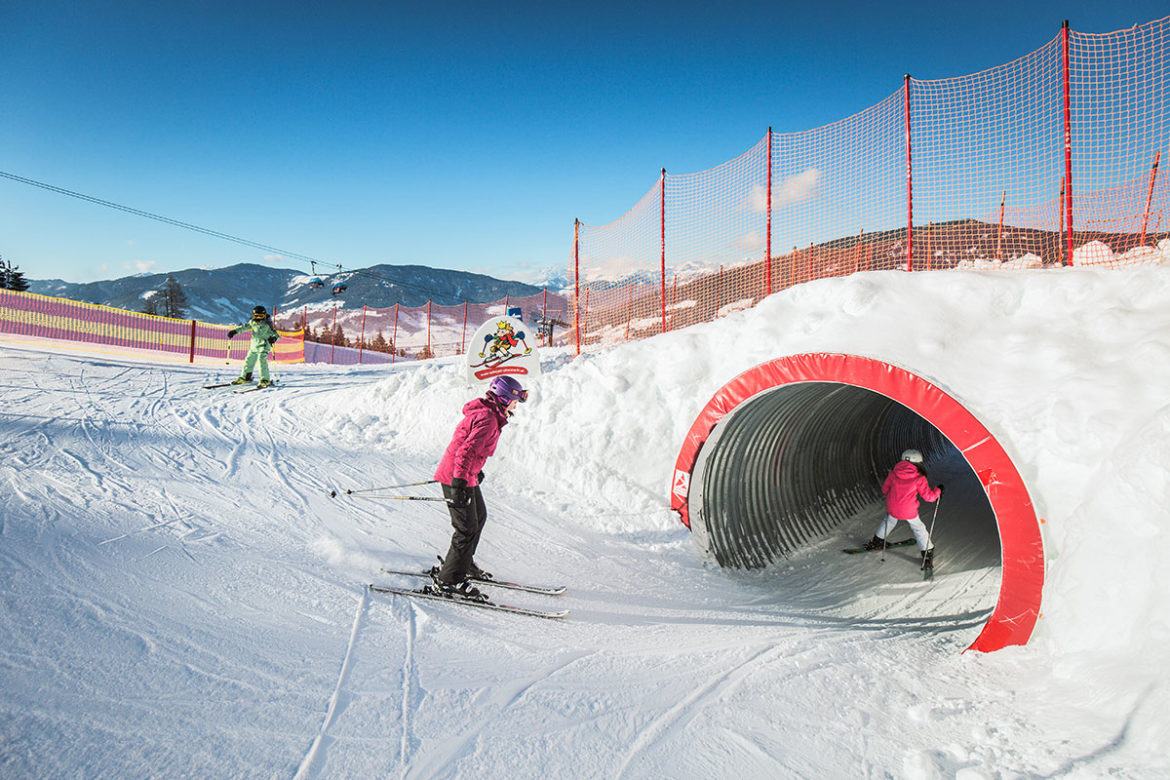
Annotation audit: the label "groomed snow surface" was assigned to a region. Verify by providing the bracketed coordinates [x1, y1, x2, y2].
[2, 265, 1168, 778]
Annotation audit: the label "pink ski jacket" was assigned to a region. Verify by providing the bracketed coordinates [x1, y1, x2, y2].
[882, 460, 941, 520]
[433, 396, 510, 486]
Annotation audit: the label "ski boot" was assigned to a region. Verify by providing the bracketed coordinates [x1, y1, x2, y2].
[920, 548, 935, 572]
[434, 556, 492, 583]
[231, 372, 254, 385]
[428, 568, 486, 601]
[861, 535, 886, 551]
[468, 560, 493, 581]
[257, 378, 273, 388]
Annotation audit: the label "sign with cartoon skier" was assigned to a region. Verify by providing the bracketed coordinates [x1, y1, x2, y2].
[466, 316, 541, 385]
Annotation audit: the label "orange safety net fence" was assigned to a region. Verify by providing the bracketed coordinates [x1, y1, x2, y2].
[273, 290, 569, 365]
[0, 288, 305, 363]
[570, 15, 1170, 352]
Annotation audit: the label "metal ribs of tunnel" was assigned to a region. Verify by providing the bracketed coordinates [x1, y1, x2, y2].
[697, 382, 949, 569]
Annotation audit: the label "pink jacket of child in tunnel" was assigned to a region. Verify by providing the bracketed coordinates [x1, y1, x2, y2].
[882, 460, 942, 519]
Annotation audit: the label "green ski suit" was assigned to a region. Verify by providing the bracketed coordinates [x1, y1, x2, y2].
[232, 318, 281, 381]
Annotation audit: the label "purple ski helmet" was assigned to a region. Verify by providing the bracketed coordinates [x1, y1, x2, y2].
[488, 375, 528, 404]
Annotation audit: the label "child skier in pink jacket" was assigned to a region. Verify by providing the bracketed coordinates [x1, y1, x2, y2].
[862, 449, 944, 570]
[430, 375, 527, 597]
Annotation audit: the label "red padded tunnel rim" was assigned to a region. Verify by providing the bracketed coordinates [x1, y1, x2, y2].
[670, 353, 1043, 653]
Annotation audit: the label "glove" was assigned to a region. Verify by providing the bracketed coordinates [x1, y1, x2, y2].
[476, 470, 485, 484]
[448, 478, 471, 508]
[937, 484, 945, 493]
[227, 330, 237, 339]
[267, 336, 278, 345]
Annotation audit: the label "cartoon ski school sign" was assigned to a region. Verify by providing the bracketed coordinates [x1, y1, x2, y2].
[466, 316, 541, 386]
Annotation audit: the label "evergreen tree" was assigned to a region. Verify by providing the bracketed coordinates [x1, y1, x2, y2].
[8, 265, 29, 291]
[0, 256, 30, 291]
[370, 330, 389, 353]
[160, 275, 189, 319]
[143, 295, 161, 316]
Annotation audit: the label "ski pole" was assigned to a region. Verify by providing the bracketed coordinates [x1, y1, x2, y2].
[330, 479, 438, 498]
[353, 495, 448, 502]
[927, 494, 941, 543]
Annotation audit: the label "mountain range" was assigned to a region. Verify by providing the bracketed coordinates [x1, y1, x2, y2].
[29, 263, 567, 324]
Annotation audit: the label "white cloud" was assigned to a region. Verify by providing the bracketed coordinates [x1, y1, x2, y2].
[750, 168, 822, 212]
[123, 260, 157, 274]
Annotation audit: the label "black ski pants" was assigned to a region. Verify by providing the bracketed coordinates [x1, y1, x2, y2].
[437, 483, 487, 584]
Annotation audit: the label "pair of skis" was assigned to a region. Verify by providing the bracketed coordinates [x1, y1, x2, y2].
[203, 381, 277, 394]
[369, 566, 568, 619]
[842, 538, 934, 580]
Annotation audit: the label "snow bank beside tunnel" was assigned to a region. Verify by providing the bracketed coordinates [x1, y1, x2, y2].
[309, 265, 1170, 657]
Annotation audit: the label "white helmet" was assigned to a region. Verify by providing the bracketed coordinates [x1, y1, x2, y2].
[901, 449, 924, 463]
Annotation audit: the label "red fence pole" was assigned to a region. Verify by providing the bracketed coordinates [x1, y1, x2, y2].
[461, 302, 468, 354]
[1058, 176, 1066, 257]
[904, 74, 914, 272]
[573, 219, 581, 355]
[625, 283, 633, 342]
[426, 300, 432, 358]
[358, 305, 367, 364]
[330, 306, 338, 365]
[996, 191, 1006, 261]
[188, 319, 196, 363]
[392, 303, 399, 364]
[1141, 151, 1161, 246]
[926, 223, 933, 270]
[660, 168, 667, 335]
[541, 288, 548, 347]
[1062, 20, 1074, 266]
[766, 126, 773, 297]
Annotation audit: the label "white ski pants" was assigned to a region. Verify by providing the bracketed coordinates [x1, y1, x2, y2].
[875, 514, 933, 551]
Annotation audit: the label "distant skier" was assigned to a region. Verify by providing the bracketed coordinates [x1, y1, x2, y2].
[227, 306, 280, 387]
[430, 375, 528, 597]
[861, 449, 944, 570]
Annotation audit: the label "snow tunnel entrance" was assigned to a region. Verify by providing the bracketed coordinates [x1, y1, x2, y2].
[670, 353, 1044, 653]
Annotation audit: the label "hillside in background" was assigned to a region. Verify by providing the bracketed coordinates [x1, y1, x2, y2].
[28, 263, 557, 324]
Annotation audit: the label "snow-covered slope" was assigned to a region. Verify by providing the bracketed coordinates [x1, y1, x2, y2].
[1, 264, 1167, 778]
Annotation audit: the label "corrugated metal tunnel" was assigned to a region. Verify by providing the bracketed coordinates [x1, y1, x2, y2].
[670, 353, 1044, 652]
[687, 382, 954, 568]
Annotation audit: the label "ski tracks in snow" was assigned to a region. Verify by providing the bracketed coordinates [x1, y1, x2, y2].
[295, 587, 370, 780]
[613, 642, 787, 779]
[398, 601, 420, 778]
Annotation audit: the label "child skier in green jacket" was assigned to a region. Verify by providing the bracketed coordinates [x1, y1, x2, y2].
[228, 306, 281, 386]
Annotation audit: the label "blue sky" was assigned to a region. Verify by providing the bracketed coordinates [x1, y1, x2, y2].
[2, 0, 1166, 284]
